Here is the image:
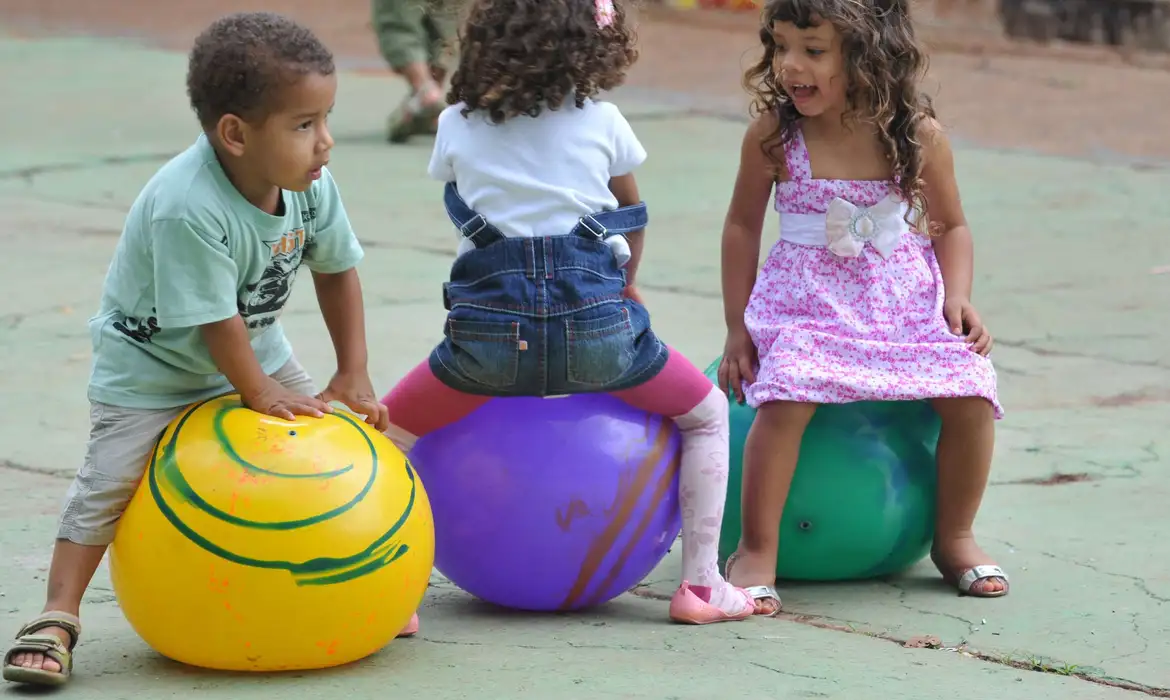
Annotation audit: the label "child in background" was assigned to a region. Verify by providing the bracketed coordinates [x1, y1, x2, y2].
[372, 0, 457, 143]
[3, 13, 407, 687]
[379, 0, 755, 625]
[717, 0, 1009, 615]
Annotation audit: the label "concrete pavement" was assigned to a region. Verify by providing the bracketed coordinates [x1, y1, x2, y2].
[1, 32, 1168, 699]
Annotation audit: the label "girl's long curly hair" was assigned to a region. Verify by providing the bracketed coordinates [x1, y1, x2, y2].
[745, 0, 936, 232]
[446, 0, 638, 124]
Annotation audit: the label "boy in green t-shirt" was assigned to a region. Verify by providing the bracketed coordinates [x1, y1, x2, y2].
[4, 13, 415, 687]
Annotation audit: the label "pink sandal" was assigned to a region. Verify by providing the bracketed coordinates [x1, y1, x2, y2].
[668, 581, 755, 625]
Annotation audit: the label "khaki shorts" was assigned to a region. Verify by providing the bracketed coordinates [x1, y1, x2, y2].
[57, 357, 317, 547]
[372, 0, 457, 71]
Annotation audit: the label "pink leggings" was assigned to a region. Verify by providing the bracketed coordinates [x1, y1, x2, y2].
[380, 347, 713, 439]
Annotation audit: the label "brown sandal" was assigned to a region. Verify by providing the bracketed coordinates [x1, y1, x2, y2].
[2, 611, 81, 686]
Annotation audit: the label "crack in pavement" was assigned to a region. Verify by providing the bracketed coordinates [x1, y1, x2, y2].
[1099, 613, 1153, 665]
[3, 191, 130, 215]
[0, 459, 71, 479]
[629, 582, 1169, 696]
[1033, 551, 1170, 605]
[990, 538, 1169, 606]
[990, 443, 1158, 487]
[747, 661, 830, 681]
[995, 338, 1170, 372]
[0, 152, 179, 182]
[419, 638, 668, 652]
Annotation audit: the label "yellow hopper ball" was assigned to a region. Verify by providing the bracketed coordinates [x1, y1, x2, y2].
[108, 394, 434, 672]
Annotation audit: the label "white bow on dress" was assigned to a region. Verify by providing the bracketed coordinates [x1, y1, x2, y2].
[824, 194, 909, 259]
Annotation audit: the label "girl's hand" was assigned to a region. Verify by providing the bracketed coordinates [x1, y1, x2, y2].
[622, 283, 646, 305]
[718, 328, 758, 404]
[943, 296, 994, 356]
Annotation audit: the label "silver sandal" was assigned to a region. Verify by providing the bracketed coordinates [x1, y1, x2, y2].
[724, 552, 783, 616]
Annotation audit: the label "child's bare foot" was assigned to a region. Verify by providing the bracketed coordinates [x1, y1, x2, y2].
[724, 550, 783, 615]
[931, 534, 1009, 597]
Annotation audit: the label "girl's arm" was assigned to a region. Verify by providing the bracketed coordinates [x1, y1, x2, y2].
[721, 114, 778, 334]
[608, 173, 644, 287]
[719, 114, 780, 400]
[921, 119, 973, 301]
[922, 119, 993, 353]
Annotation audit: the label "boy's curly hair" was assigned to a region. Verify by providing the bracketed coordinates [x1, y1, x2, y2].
[186, 12, 335, 130]
[447, 0, 638, 123]
[745, 0, 936, 232]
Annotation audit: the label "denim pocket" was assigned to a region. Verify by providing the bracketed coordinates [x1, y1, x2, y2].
[447, 318, 522, 390]
[565, 306, 636, 388]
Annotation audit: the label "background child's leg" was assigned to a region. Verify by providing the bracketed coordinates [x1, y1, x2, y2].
[379, 359, 490, 453]
[929, 397, 1006, 595]
[371, 0, 445, 142]
[423, 1, 457, 82]
[610, 349, 747, 615]
[727, 400, 816, 613]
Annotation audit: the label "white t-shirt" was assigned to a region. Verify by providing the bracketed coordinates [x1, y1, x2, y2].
[427, 99, 647, 256]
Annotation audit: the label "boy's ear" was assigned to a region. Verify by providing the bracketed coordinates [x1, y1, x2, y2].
[215, 114, 250, 157]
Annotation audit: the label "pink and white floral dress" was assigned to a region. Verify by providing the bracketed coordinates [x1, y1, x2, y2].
[743, 125, 1003, 418]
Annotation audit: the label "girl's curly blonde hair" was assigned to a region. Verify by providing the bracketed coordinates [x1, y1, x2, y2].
[745, 0, 937, 232]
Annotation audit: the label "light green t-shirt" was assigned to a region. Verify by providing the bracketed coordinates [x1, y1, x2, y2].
[87, 133, 364, 409]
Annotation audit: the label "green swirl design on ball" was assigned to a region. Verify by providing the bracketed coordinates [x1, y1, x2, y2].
[148, 397, 416, 586]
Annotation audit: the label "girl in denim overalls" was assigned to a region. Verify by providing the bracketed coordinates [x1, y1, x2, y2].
[379, 0, 755, 627]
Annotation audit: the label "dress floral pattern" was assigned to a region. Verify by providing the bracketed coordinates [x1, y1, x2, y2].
[743, 126, 1003, 418]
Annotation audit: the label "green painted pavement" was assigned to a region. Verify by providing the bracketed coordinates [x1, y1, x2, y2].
[1, 33, 1167, 699]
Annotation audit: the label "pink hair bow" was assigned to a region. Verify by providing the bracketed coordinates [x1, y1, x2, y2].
[596, 0, 616, 28]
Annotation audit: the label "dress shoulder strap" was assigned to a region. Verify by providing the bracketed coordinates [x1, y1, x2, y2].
[781, 124, 813, 182]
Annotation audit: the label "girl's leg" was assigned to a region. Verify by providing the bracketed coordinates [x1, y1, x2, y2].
[928, 397, 1007, 596]
[610, 349, 751, 619]
[379, 359, 491, 454]
[725, 400, 816, 614]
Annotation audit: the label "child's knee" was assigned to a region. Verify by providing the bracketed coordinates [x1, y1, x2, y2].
[931, 396, 995, 424]
[57, 475, 140, 546]
[673, 386, 729, 433]
[753, 400, 817, 433]
[57, 404, 176, 547]
[382, 422, 419, 453]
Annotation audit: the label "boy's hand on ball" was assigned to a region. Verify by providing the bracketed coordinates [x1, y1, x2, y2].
[244, 378, 333, 421]
[318, 371, 391, 433]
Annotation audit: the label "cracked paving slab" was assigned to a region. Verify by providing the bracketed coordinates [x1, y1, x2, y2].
[2, 32, 1168, 699]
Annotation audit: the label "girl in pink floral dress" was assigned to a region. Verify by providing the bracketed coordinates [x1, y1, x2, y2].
[716, 0, 1008, 615]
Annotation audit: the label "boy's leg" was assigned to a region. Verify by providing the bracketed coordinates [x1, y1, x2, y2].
[269, 355, 318, 397]
[610, 349, 752, 619]
[372, 0, 446, 143]
[5, 402, 182, 684]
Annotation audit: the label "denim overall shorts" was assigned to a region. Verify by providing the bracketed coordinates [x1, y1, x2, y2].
[428, 182, 668, 397]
